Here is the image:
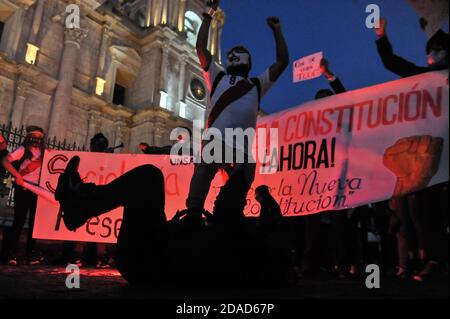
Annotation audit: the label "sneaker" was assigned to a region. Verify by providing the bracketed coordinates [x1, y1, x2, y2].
[55, 156, 96, 231]
[413, 261, 441, 282]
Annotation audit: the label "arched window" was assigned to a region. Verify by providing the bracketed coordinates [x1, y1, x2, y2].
[184, 11, 202, 46]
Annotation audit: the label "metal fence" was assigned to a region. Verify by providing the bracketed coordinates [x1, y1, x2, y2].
[0, 122, 86, 207]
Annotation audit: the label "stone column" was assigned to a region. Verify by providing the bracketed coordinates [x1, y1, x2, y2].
[170, 0, 179, 28]
[215, 10, 226, 64]
[161, 0, 169, 25]
[145, 0, 153, 27]
[85, 110, 100, 146]
[176, 54, 187, 115]
[209, 19, 218, 57]
[177, 0, 186, 32]
[96, 25, 112, 78]
[10, 80, 31, 128]
[152, 0, 162, 26]
[1, 6, 26, 60]
[94, 25, 112, 96]
[48, 28, 87, 139]
[113, 120, 126, 152]
[28, 0, 46, 44]
[208, 10, 226, 63]
[153, 122, 167, 146]
[158, 42, 169, 105]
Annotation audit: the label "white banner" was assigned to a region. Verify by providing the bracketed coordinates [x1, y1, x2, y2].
[33, 71, 449, 243]
[293, 52, 323, 83]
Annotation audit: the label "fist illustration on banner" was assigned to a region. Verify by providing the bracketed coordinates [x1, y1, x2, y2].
[383, 135, 443, 198]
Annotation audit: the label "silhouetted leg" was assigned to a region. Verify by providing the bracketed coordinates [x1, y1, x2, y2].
[186, 163, 220, 211]
[25, 192, 38, 261]
[394, 197, 413, 271]
[302, 214, 321, 274]
[75, 165, 167, 284]
[6, 186, 30, 260]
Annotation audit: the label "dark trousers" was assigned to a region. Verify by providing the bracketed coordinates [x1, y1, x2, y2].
[3, 186, 38, 260]
[78, 165, 166, 283]
[330, 210, 360, 270]
[301, 214, 322, 272]
[392, 194, 426, 269]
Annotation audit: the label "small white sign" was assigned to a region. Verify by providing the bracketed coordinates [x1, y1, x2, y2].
[293, 52, 323, 83]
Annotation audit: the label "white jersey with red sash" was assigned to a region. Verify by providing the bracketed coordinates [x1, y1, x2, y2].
[203, 62, 274, 153]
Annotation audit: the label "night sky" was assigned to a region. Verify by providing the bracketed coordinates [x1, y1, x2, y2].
[219, 0, 449, 114]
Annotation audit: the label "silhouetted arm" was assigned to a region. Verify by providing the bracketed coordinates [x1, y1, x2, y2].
[267, 17, 290, 82]
[196, 0, 220, 71]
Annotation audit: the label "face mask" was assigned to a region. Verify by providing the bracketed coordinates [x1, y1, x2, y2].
[227, 49, 251, 77]
[26, 136, 44, 148]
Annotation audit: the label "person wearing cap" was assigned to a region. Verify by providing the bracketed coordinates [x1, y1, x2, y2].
[374, 18, 449, 78]
[1, 126, 45, 266]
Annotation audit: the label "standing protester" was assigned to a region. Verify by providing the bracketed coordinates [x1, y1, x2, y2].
[315, 58, 347, 99]
[0, 126, 45, 265]
[183, 0, 289, 223]
[0, 134, 8, 196]
[374, 18, 448, 281]
[299, 63, 361, 279]
[255, 185, 283, 233]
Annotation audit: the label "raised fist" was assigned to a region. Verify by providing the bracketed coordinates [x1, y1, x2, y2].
[320, 58, 329, 74]
[383, 135, 443, 198]
[267, 17, 281, 30]
[207, 0, 220, 10]
[375, 18, 387, 38]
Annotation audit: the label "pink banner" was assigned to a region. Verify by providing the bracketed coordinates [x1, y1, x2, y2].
[33, 71, 449, 243]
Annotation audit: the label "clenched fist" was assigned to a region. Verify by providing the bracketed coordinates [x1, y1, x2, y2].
[383, 135, 443, 198]
[375, 17, 387, 38]
[267, 17, 281, 31]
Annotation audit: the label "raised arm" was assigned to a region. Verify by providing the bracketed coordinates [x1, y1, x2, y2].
[320, 58, 347, 94]
[267, 17, 290, 82]
[374, 18, 428, 78]
[196, 0, 220, 71]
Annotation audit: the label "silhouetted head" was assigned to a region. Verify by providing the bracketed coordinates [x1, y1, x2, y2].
[315, 89, 334, 100]
[139, 142, 150, 153]
[226, 46, 252, 78]
[175, 126, 192, 143]
[426, 30, 449, 68]
[90, 133, 109, 153]
[420, 18, 449, 69]
[24, 126, 45, 148]
[255, 185, 271, 203]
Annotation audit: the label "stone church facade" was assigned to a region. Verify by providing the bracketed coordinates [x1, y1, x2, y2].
[0, 0, 225, 152]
